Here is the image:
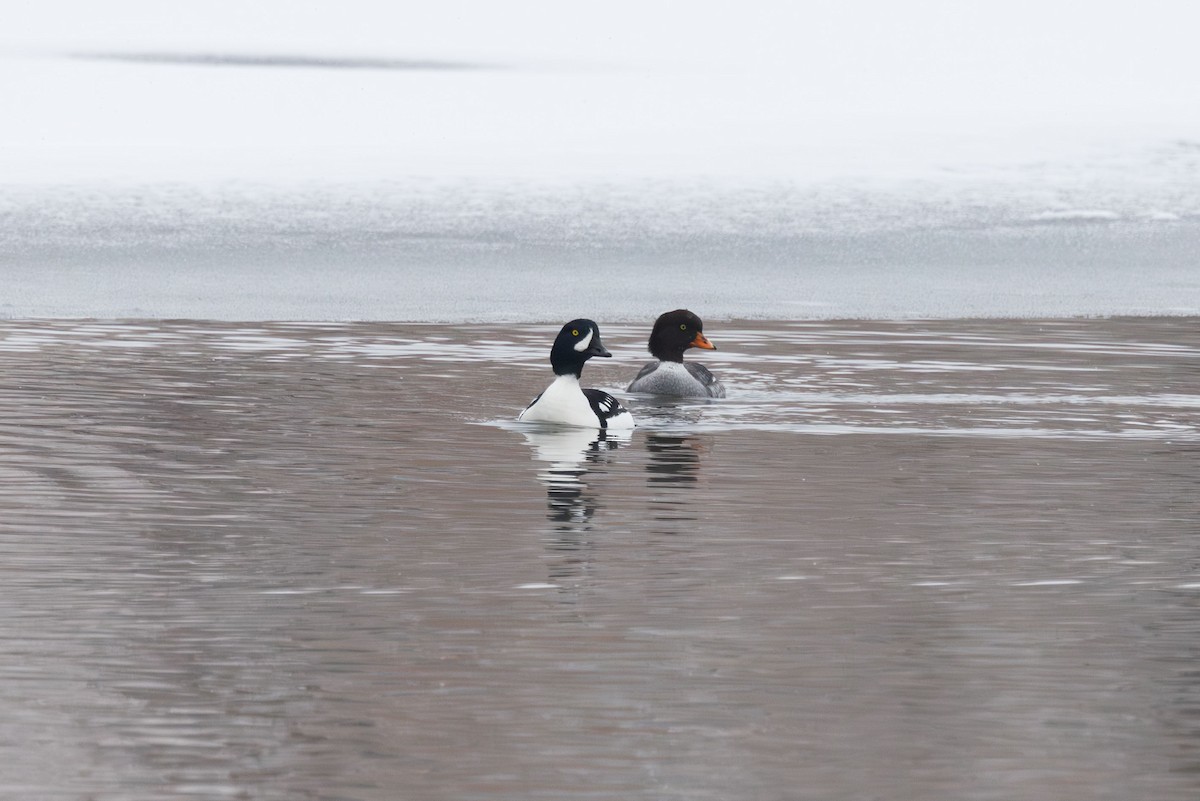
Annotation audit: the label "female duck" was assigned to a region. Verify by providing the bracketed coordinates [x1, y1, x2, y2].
[627, 309, 726, 398]
[519, 319, 635, 430]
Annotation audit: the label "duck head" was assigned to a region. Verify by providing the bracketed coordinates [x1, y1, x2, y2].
[647, 309, 716, 362]
[550, 318, 612, 377]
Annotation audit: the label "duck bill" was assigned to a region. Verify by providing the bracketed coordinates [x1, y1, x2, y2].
[690, 332, 716, 350]
[585, 341, 612, 358]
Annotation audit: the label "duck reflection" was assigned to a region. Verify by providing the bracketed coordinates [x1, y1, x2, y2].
[520, 425, 632, 589]
[644, 432, 709, 523]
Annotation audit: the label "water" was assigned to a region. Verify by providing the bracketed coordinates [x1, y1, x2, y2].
[1, 317, 1197, 800]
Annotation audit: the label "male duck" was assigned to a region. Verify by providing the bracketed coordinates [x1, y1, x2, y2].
[519, 319, 635, 429]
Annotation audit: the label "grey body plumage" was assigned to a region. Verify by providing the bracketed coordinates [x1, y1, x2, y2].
[626, 309, 726, 399]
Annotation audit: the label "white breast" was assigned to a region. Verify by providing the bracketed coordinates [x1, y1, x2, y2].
[519, 375, 604, 428]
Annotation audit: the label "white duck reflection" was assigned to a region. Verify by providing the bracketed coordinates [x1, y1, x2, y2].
[520, 425, 633, 589]
[522, 425, 632, 468]
[521, 425, 632, 520]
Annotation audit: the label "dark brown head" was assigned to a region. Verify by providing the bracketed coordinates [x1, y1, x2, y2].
[647, 309, 716, 363]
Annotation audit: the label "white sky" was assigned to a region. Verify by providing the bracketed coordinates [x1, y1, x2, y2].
[3, 1, 1200, 183]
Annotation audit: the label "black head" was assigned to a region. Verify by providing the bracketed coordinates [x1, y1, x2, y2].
[647, 309, 716, 362]
[550, 318, 612, 377]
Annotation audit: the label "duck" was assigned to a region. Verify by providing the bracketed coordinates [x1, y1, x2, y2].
[518, 319, 635, 430]
[627, 309, 726, 398]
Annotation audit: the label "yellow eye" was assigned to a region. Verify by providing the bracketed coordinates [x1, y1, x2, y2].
[680, 324, 687, 330]
[572, 329, 579, 336]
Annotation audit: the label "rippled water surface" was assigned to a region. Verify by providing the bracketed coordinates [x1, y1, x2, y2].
[1, 317, 1197, 800]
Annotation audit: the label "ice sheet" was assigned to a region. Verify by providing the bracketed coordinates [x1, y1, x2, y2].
[2, 1, 1199, 320]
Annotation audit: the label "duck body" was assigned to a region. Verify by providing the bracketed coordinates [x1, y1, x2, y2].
[519, 319, 635, 430]
[628, 360, 724, 398]
[627, 309, 726, 399]
[520, 374, 634, 429]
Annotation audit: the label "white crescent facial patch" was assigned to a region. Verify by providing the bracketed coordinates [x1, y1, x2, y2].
[573, 328, 594, 352]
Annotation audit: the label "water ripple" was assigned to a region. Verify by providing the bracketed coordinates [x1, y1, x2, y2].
[1, 317, 1198, 800]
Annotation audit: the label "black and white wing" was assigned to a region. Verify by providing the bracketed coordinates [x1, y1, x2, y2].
[582, 388, 629, 429]
[686, 362, 726, 398]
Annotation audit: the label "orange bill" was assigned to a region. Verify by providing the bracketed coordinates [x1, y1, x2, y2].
[691, 331, 716, 349]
